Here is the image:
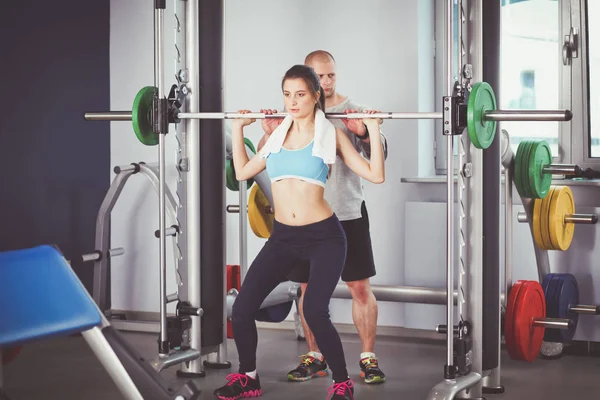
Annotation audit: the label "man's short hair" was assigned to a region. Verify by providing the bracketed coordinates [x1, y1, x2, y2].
[304, 50, 336, 65]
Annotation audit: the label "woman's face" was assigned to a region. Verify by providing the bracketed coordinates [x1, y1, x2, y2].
[283, 78, 318, 119]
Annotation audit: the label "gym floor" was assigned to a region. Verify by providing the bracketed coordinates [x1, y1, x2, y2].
[3, 326, 599, 399]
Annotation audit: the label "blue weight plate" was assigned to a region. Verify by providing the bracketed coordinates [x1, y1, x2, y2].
[555, 273, 579, 342]
[544, 274, 563, 342]
[541, 273, 555, 297]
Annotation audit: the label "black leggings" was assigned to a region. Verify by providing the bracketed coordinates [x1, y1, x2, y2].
[231, 214, 349, 382]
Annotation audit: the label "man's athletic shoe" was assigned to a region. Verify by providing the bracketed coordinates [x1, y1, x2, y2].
[327, 379, 355, 400]
[287, 354, 329, 382]
[213, 373, 262, 399]
[359, 356, 386, 384]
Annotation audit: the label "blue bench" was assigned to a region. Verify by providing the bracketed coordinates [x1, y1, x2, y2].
[0, 245, 200, 400]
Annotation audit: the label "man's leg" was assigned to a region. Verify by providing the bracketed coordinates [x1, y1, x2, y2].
[298, 282, 321, 353]
[345, 277, 385, 384]
[286, 265, 328, 382]
[339, 202, 385, 384]
[345, 278, 378, 353]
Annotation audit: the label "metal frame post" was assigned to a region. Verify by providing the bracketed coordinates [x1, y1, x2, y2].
[458, 1, 484, 397]
[444, 0, 456, 375]
[428, 1, 483, 398]
[481, 0, 503, 393]
[177, 0, 204, 377]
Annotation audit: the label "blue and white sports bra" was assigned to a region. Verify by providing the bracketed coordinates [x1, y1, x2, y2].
[265, 140, 329, 187]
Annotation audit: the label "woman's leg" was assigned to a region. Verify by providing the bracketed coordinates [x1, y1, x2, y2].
[302, 234, 348, 383]
[231, 238, 299, 373]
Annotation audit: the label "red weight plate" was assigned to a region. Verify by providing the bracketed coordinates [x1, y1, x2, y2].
[226, 265, 233, 291]
[513, 281, 546, 362]
[226, 264, 241, 291]
[226, 264, 241, 339]
[232, 265, 241, 290]
[504, 280, 526, 360]
[227, 320, 234, 339]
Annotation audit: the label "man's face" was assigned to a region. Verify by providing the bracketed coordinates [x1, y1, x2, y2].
[309, 60, 337, 98]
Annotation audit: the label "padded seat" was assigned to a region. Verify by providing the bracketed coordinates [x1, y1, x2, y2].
[0, 245, 101, 347]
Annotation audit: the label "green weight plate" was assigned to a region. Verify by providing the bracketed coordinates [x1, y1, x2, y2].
[522, 140, 536, 198]
[526, 140, 541, 199]
[467, 82, 498, 150]
[132, 86, 159, 146]
[225, 159, 239, 191]
[244, 138, 256, 189]
[225, 138, 257, 191]
[515, 140, 533, 198]
[528, 140, 552, 199]
[514, 141, 527, 198]
[244, 137, 256, 155]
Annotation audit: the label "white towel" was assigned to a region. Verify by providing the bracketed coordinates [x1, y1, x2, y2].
[258, 109, 337, 164]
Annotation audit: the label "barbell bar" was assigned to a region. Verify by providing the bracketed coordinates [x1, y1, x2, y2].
[226, 204, 273, 214]
[179, 110, 569, 121]
[155, 225, 180, 238]
[542, 165, 580, 175]
[81, 247, 125, 263]
[531, 318, 574, 330]
[569, 305, 600, 315]
[437, 316, 573, 334]
[517, 211, 598, 225]
[84, 84, 573, 150]
[84, 109, 572, 122]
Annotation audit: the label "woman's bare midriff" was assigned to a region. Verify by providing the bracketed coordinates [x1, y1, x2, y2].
[271, 179, 333, 226]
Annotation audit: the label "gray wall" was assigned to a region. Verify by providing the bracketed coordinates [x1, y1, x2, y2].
[109, 0, 181, 313]
[109, 0, 600, 342]
[109, 0, 436, 324]
[222, 0, 435, 327]
[0, 1, 110, 292]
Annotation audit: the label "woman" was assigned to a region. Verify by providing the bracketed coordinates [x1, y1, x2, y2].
[214, 64, 384, 400]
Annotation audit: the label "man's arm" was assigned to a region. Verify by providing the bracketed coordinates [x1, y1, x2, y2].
[341, 105, 389, 161]
[257, 134, 269, 152]
[357, 131, 388, 160]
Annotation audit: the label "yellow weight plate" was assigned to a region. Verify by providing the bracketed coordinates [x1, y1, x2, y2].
[540, 187, 556, 250]
[548, 186, 575, 251]
[248, 184, 274, 239]
[532, 198, 545, 249]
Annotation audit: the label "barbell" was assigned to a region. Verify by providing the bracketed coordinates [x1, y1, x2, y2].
[540, 273, 600, 344]
[518, 185, 598, 251]
[85, 83, 572, 150]
[504, 280, 574, 362]
[505, 274, 600, 361]
[226, 184, 274, 239]
[513, 139, 585, 199]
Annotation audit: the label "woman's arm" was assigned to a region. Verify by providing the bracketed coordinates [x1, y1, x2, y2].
[336, 120, 385, 184]
[232, 111, 267, 181]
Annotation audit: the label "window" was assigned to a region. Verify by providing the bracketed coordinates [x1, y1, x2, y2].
[432, 0, 600, 174]
[434, 0, 567, 174]
[586, 0, 600, 157]
[500, 0, 562, 158]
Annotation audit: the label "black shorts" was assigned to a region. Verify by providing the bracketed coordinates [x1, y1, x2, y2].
[286, 201, 376, 283]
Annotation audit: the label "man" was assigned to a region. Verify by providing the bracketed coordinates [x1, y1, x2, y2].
[257, 50, 388, 385]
